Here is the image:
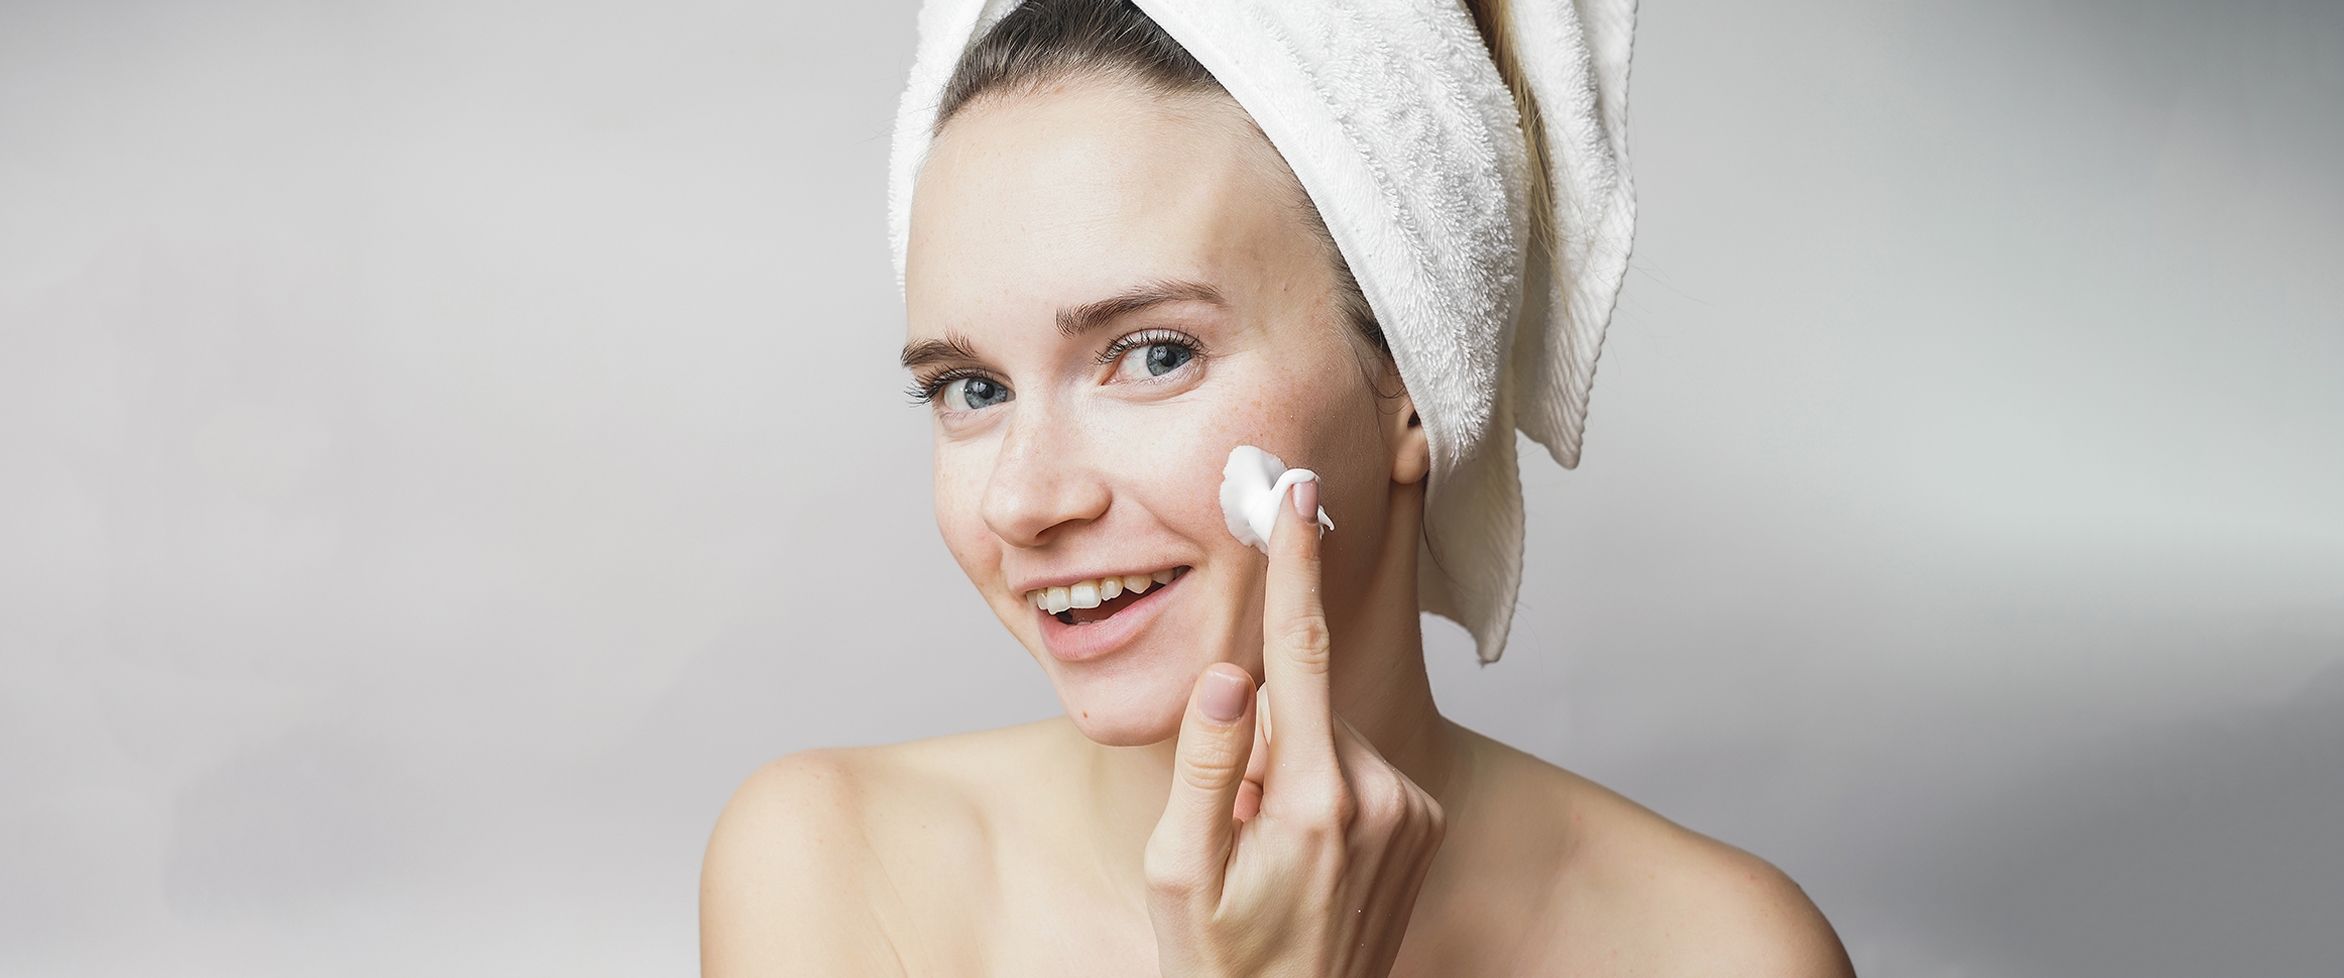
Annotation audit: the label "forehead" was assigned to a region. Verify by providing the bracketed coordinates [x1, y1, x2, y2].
[904, 82, 1306, 326]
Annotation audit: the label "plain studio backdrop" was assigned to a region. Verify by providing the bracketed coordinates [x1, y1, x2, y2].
[3, 0, 2339, 975]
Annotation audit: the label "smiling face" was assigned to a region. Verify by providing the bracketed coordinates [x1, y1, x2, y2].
[903, 78, 1423, 746]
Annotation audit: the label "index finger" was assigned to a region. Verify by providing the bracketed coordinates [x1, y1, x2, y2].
[1261, 470, 1336, 774]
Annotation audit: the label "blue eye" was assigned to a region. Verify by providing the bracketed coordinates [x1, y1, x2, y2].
[942, 375, 1013, 411]
[1140, 342, 1192, 376]
[905, 370, 1012, 412]
[1103, 329, 1205, 382]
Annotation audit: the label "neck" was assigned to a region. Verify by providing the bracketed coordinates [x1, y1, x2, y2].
[1070, 485, 1471, 897]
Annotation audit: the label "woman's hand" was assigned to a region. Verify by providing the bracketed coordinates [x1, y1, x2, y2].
[1145, 476, 1447, 978]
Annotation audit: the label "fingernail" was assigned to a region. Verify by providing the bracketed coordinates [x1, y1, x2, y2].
[1202, 668, 1250, 722]
[1290, 477, 1318, 522]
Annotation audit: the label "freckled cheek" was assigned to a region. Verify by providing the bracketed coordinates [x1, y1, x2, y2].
[1221, 390, 1384, 604]
[1256, 359, 1383, 482]
[1192, 366, 1355, 474]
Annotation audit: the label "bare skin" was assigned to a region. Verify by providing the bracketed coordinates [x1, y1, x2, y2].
[702, 77, 1855, 976]
[706, 721, 1852, 975]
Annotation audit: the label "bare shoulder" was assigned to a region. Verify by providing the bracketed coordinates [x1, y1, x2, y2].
[700, 748, 916, 975]
[698, 720, 1061, 975]
[1463, 732, 1856, 976]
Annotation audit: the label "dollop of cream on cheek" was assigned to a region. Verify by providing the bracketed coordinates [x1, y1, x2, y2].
[1219, 445, 1335, 552]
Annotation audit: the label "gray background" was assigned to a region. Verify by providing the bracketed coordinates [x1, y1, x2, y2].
[3, 0, 2339, 975]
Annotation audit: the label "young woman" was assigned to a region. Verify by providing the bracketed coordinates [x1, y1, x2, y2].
[703, 2, 1855, 974]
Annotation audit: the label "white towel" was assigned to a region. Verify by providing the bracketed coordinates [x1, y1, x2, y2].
[886, 0, 1636, 665]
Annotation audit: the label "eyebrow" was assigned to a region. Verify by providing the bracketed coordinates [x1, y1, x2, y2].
[899, 277, 1228, 371]
[898, 330, 982, 373]
[1055, 277, 1227, 338]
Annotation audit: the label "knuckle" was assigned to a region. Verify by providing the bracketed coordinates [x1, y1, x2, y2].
[1141, 837, 1202, 895]
[1177, 750, 1240, 794]
[1174, 725, 1246, 788]
[1332, 789, 1358, 830]
[1279, 615, 1334, 669]
[1354, 773, 1408, 826]
[1291, 779, 1355, 831]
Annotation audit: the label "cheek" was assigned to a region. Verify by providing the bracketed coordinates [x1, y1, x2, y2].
[1094, 394, 1275, 551]
[931, 445, 997, 581]
[1139, 411, 1242, 516]
[1199, 359, 1390, 583]
[1184, 358, 1376, 486]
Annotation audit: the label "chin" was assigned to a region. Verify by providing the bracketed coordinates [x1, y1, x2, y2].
[1048, 654, 1201, 746]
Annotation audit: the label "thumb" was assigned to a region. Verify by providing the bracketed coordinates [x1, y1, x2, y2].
[1147, 664, 1258, 896]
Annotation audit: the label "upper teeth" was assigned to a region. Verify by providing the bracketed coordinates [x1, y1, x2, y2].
[1028, 567, 1185, 613]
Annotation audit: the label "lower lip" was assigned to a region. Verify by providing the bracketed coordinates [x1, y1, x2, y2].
[1038, 572, 1188, 664]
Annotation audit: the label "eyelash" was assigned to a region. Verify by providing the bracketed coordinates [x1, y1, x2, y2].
[1097, 328, 1204, 369]
[902, 329, 1208, 409]
[901, 368, 985, 407]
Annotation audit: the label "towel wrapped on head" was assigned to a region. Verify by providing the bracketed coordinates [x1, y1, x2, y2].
[888, 0, 1638, 665]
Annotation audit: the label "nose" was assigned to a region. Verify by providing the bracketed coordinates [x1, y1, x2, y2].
[979, 402, 1111, 548]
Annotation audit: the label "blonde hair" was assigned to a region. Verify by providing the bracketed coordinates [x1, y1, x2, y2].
[1463, 0, 1559, 264]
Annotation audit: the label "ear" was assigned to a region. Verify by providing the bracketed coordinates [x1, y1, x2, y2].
[1386, 381, 1430, 487]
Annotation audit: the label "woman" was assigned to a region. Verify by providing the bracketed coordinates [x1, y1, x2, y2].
[704, 1, 1855, 973]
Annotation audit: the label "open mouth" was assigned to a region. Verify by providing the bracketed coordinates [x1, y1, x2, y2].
[1026, 566, 1191, 626]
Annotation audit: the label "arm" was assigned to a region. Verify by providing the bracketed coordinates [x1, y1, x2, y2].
[700, 751, 910, 977]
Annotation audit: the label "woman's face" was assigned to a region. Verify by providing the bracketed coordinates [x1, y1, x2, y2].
[903, 80, 1416, 746]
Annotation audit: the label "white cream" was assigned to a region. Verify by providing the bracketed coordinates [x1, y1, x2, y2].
[1220, 445, 1336, 554]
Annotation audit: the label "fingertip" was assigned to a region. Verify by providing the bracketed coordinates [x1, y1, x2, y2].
[1272, 475, 1326, 556]
[1199, 665, 1252, 723]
